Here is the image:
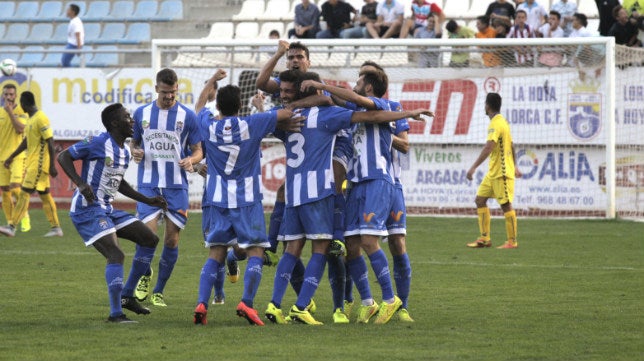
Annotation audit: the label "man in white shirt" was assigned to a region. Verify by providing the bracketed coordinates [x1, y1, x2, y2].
[536, 11, 565, 66]
[62, 4, 84, 67]
[569, 12, 592, 37]
[550, 0, 577, 36]
[365, 0, 405, 39]
[517, 0, 548, 31]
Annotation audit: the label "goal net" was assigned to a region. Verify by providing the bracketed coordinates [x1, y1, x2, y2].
[152, 37, 643, 220]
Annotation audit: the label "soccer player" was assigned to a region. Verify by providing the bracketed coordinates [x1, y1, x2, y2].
[130, 68, 203, 307]
[57, 103, 167, 323]
[0, 91, 62, 238]
[466, 93, 521, 249]
[192, 84, 303, 326]
[0, 84, 31, 233]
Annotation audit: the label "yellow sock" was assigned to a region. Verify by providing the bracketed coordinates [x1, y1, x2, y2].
[40, 193, 60, 228]
[504, 210, 517, 243]
[2, 191, 14, 226]
[477, 207, 491, 240]
[11, 191, 30, 226]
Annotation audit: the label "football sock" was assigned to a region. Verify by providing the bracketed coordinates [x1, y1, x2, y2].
[478, 207, 491, 240]
[267, 201, 284, 253]
[290, 258, 305, 295]
[295, 253, 326, 311]
[347, 256, 372, 302]
[241, 256, 263, 308]
[153, 246, 178, 294]
[105, 263, 124, 317]
[10, 191, 30, 225]
[122, 245, 155, 297]
[271, 252, 297, 308]
[327, 252, 346, 310]
[39, 192, 59, 227]
[213, 261, 225, 299]
[344, 262, 354, 302]
[2, 191, 13, 226]
[504, 210, 517, 242]
[333, 193, 346, 241]
[198, 258, 219, 305]
[369, 249, 395, 301]
[393, 253, 412, 309]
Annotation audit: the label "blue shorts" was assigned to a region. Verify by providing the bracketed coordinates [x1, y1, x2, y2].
[282, 196, 334, 241]
[136, 187, 189, 229]
[345, 179, 395, 237]
[202, 203, 270, 249]
[71, 208, 139, 246]
[332, 131, 353, 171]
[386, 184, 406, 235]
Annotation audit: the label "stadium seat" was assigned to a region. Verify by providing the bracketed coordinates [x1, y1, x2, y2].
[83, 23, 103, 45]
[45, 23, 68, 44]
[41, 45, 65, 66]
[0, 23, 5, 39]
[0, 2, 16, 22]
[95, 23, 126, 44]
[109, 1, 134, 19]
[441, 0, 462, 19]
[88, 46, 119, 67]
[13, 1, 39, 20]
[3, 24, 30, 44]
[380, 46, 409, 66]
[18, 46, 45, 67]
[234, 22, 260, 39]
[327, 46, 353, 67]
[287, 0, 297, 19]
[24, 24, 54, 45]
[131, 0, 159, 21]
[232, 0, 265, 21]
[468, 0, 490, 19]
[36, 1, 64, 22]
[577, 0, 598, 18]
[259, 22, 285, 39]
[2, 46, 20, 62]
[158, 0, 183, 20]
[259, 0, 290, 20]
[350, 46, 383, 67]
[205, 22, 235, 39]
[83, 1, 111, 21]
[120, 23, 151, 44]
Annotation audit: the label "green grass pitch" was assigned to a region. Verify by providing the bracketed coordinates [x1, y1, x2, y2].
[0, 210, 642, 361]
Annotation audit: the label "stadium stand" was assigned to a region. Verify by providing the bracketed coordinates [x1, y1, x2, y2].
[24, 24, 54, 45]
[235, 22, 260, 39]
[87, 45, 119, 67]
[36, 1, 64, 21]
[121, 23, 151, 44]
[258, 22, 285, 38]
[109, 0, 135, 20]
[131, 0, 159, 21]
[83, 1, 111, 22]
[205, 21, 235, 40]
[95, 23, 126, 44]
[3, 24, 30, 44]
[158, 0, 183, 20]
[13, 1, 40, 20]
[18, 45, 45, 67]
[232, 0, 265, 21]
[258, 0, 290, 20]
[0, 2, 16, 21]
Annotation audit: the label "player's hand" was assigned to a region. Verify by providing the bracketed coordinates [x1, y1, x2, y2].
[251, 91, 266, 111]
[3, 100, 13, 113]
[409, 109, 434, 121]
[148, 195, 168, 211]
[213, 69, 227, 81]
[194, 162, 208, 178]
[179, 157, 195, 172]
[466, 167, 475, 181]
[300, 80, 322, 92]
[77, 182, 96, 204]
[286, 114, 306, 133]
[131, 148, 144, 163]
[49, 164, 58, 178]
[277, 40, 289, 55]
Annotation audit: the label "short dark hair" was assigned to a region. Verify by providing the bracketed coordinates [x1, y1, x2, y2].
[612, 5, 623, 19]
[278, 69, 304, 85]
[20, 91, 36, 108]
[573, 12, 587, 27]
[299, 72, 321, 98]
[269, 29, 280, 38]
[549, 10, 561, 21]
[361, 70, 388, 98]
[101, 103, 124, 130]
[288, 41, 310, 60]
[69, 4, 80, 16]
[359, 60, 384, 76]
[156, 68, 178, 86]
[486, 93, 502, 112]
[477, 15, 490, 27]
[216, 85, 242, 116]
[445, 20, 458, 33]
[2, 83, 16, 91]
[516, 9, 527, 17]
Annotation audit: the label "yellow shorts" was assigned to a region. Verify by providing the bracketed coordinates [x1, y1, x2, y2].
[477, 174, 514, 205]
[22, 165, 50, 192]
[0, 157, 25, 187]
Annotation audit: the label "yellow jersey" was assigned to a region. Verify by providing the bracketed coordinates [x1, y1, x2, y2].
[24, 110, 54, 171]
[0, 104, 27, 161]
[486, 113, 515, 179]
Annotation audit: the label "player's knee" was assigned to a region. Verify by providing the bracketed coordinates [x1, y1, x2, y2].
[107, 248, 125, 264]
[141, 233, 159, 248]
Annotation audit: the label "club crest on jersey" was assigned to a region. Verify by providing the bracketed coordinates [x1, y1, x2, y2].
[567, 93, 601, 141]
[176, 120, 184, 132]
[142, 120, 150, 129]
[98, 218, 109, 230]
[105, 156, 113, 167]
[82, 135, 94, 144]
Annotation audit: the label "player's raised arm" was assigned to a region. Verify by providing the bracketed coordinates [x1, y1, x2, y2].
[351, 108, 434, 124]
[300, 79, 376, 110]
[57, 149, 95, 203]
[256, 40, 290, 93]
[118, 179, 168, 211]
[195, 69, 226, 113]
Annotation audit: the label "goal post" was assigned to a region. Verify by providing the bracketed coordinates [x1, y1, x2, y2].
[151, 37, 644, 220]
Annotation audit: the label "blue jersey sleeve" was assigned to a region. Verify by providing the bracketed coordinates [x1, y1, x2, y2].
[249, 111, 278, 140]
[320, 106, 353, 133]
[369, 96, 390, 111]
[68, 137, 94, 160]
[184, 110, 203, 146]
[132, 107, 143, 144]
[344, 101, 359, 111]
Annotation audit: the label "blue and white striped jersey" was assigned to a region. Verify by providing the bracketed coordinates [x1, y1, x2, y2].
[388, 100, 410, 185]
[68, 132, 130, 214]
[201, 111, 278, 208]
[132, 101, 201, 189]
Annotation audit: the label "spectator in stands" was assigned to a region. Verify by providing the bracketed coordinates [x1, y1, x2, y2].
[507, 10, 535, 66]
[595, 0, 620, 36]
[493, 18, 514, 67]
[415, 14, 442, 67]
[445, 20, 475, 68]
[517, 0, 548, 31]
[399, 0, 445, 39]
[550, 0, 577, 37]
[569, 12, 592, 37]
[485, 0, 516, 23]
[637, 16, 644, 46]
[365, 0, 405, 38]
[475, 15, 501, 67]
[62, 4, 84, 67]
[609, 5, 640, 46]
[537, 11, 565, 67]
[341, 0, 378, 38]
[316, 0, 357, 38]
[288, 0, 320, 39]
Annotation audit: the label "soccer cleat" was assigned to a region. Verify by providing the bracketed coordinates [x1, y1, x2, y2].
[0, 225, 16, 237]
[356, 303, 379, 324]
[288, 306, 323, 325]
[20, 215, 31, 233]
[236, 301, 265, 326]
[329, 239, 346, 257]
[333, 308, 350, 324]
[374, 296, 403, 324]
[193, 303, 208, 325]
[466, 238, 492, 248]
[397, 308, 415, 322]
[344, 300, 354, 319]
[107, 314, 138, 323]
[212, 295, 225, 305]
[263, 250, 279, 266]
[44, 227, 63, 237]
[497, 240, 518, 249]
[265, 302, 289, 324]
[121, 296, 151, 315]
[151, 293, 167, 307]
[134, 269, 153, 302]
[306, 299, 317, 314]
[226, 259, 239, 283]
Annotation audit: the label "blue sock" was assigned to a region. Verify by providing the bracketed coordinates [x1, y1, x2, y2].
[105, 263, 124, 317]
[290, 258, 305, 295]
[153, 246, 178, 294]
[267, 201, 285, 253]
[241, 256, 263, 308]
[213, 261, 225, 299]
[198, 258, 219, 305]
[369, 249, 395, 301]
[122, 245, 155, 297]
[347, 256, 372, 301]
[333, 193, 346, 241]
[271, 252, 297, 308]
[295, 253, 326, 310]
[344, 262, 354, 302]
[327, 254, 346, 310]
[135, 244, 152, 277]
[393, 253, 412, 309]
